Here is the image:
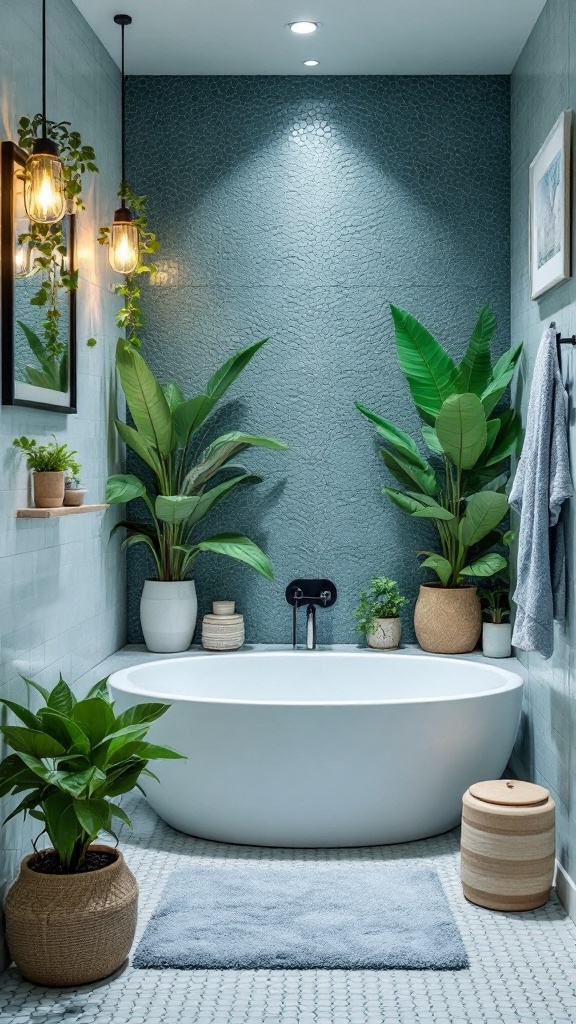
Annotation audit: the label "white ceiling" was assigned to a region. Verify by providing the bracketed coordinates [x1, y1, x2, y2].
[73, 0, 547, 76]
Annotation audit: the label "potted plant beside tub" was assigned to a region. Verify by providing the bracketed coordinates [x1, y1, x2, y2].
[13, 435, 80, 509]
[480, 578, 512, 658]
[106, 337, 287, 653]
[0, 674, 184, 987]
[355, 577, 408, 650]
[356, 304, 522, 655]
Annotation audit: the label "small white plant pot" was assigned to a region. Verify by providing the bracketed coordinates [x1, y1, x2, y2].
[140, 579, 197, 653]
[367, 617, 401, 650]
[482, 622, 512, 659]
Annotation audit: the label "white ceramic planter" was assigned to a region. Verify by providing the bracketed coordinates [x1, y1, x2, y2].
[367, 617, 401, 650]
[482, 622, 512, 659]
[140, 580, 197, 653]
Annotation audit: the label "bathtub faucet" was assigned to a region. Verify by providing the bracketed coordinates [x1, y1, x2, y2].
[285, 578, 337, 649]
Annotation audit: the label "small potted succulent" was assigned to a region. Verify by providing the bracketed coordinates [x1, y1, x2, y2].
[13, 435, 81, 509]
[355, 576, 408, 650]
[64, 471, 88, 507]
[0, 674, 184, 987]
[479, 578, 512, 658]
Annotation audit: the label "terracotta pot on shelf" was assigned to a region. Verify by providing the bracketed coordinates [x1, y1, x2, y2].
[5, 845, 138, 987]
[414, 583, 481, 654]
[367, 617, 401, 650]
[33, 471, 65, 508]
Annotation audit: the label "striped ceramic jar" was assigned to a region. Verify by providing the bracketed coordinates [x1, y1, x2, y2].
[460, 779, 555, 912]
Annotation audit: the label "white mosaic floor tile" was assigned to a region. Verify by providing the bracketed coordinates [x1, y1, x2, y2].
[0, 794, 575, 1023]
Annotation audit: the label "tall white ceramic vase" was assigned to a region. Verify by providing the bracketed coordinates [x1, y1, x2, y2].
[140, 580, 197, 653]
[482, 622, 512, 659]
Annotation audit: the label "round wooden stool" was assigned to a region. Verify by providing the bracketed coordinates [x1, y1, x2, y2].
[460, 779, 555, 912]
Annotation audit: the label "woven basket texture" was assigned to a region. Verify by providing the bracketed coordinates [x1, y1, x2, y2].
[460, 787, 555, 912]
[414, 584, 481, 653]
[5, 845, 138, 986]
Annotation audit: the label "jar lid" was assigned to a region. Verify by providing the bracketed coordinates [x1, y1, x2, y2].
[469, 779, 549, 807]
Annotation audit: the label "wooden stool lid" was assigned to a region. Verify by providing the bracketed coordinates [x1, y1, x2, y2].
[469, 779, 549, 807]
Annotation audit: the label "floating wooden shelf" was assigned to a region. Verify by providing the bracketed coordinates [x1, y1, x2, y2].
[16, 504, 109, 519]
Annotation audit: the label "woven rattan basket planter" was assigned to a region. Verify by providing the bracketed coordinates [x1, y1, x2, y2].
[460, 780, 555, 912]
[5, 845, 138, 986]
[414, 583, 481, 654]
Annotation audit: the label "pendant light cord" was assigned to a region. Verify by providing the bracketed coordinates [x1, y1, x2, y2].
[41, 0, 47, 137]
[121, 19, 126, 199]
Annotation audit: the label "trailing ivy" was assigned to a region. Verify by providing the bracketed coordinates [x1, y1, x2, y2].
[98, 182, 160, 350]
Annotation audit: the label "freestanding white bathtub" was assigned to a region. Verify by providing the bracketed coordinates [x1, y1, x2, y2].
[108, 650, 523, 847]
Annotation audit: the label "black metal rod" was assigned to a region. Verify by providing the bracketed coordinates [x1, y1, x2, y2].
[121, 20, 126, 198]
[41, 0, 47, 134]
[114, 15, 132, 206]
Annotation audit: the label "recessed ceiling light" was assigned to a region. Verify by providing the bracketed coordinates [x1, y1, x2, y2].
[303, 59, 319, 66]
[289, 21, 318, 34]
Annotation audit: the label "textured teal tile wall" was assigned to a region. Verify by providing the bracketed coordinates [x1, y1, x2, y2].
[510, 0, 576, 884]
[125, 75, 510, 645]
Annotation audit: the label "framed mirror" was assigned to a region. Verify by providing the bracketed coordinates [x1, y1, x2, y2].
[1, 141, 77, 412]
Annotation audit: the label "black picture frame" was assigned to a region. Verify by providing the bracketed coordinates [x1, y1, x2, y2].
[1, 141, 77, 414]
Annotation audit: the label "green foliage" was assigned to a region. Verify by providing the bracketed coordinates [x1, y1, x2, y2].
[0, 675, 184, 872]
[356, 305, 523, 588]
[355, 577, 408, 634]
[17, 115, 98, 373]
[13, 435, 80, 475]
[98, 184, 160, 350]
[107, 339, 287, 581]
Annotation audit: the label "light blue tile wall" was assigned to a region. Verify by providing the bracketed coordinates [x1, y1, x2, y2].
[510, 0, 576, 882]
[0, 0, 124, 964]
[125, 75, 511, 645]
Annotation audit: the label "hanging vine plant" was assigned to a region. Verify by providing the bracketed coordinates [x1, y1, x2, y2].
[17, 115, 99, 382]
[98, 182, 160, 350]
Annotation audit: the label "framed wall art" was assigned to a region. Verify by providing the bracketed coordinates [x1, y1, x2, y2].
[529, 110, 572, 300]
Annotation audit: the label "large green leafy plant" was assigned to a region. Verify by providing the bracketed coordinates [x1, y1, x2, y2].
[0, 676, 183, 872]
[106, 338, 287, 581]
[356, 306, 522, 588]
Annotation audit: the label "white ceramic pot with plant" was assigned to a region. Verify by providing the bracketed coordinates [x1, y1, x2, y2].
[479, 579, 512, 658]
[13, 435, 81, 509]
[356, 576, 408, 650]
[356, 305, 523, 656]
[0, 674, 184, 987]
[106, 338, 287, 653]
[64, 473, 88, 507]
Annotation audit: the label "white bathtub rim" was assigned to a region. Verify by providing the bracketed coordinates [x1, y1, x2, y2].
[107, 650, 523, 707]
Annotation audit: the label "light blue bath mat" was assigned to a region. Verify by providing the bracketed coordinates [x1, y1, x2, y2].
[133, 862, 469, 970]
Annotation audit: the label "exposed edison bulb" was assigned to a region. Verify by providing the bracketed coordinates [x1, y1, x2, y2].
[24, 148, 65, 225]
[109, 208, 139, 275]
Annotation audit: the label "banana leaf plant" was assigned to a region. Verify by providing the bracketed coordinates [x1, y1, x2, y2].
[17, 321, 68, 392]
[106, 338, 287, 582]
[0, 675, 184, 872]
[356, 305, 522, 588]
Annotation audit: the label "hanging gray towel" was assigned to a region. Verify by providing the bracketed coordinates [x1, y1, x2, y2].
[509, 325, 573, 660]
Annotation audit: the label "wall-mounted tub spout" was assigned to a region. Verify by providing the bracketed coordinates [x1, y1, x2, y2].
[285, 578, 337, 649]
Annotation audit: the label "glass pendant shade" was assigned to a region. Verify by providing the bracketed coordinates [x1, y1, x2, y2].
[24, 140, 65, 225]
[109, 207, 139, 274]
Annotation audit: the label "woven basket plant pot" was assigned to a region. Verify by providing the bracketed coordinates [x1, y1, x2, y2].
[33, 471, 65, 509]
[5, 845, 138, 987]
[414, 583, 481, 654]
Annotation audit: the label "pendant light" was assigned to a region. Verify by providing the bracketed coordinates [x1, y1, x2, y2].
[109, 14, 139, 275]
[24, 0, 65, 225]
